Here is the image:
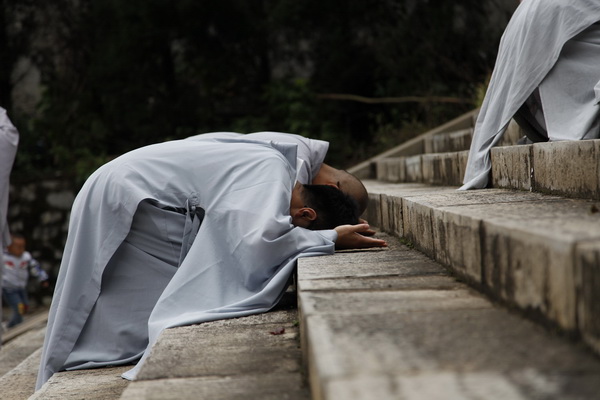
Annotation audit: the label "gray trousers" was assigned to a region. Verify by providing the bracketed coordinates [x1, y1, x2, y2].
[64, 200, 199, 370]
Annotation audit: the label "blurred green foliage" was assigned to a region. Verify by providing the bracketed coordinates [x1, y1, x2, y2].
[1, 0, 515, 183]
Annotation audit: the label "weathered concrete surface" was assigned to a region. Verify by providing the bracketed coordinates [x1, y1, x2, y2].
[378, 193, 402, 236]
[456, 150, 469, 187]
[491, 144, 533, 191]
[491, 139, 600, 200]
[422, 152, 463, 186]
[298, 234, 600, 400]
[576, 240, 600, 352]
[0, 347, 42, 399]
[424, 128, 473, 154]
[123, 310, 310, 400]
[533, 140, 600, 200]
[376, 152, 464, 187]
[2, 310, 48, 345]
[0, 326, 45, 377]
[30, 366, 131, 400]
[376, 157, 405, 183]
[405, 155, 423, 183]
[364, 181, 600, 356]
[374, 132, 600, 201]
[121, 373, 309, 400]
[135, 311, 301, 380]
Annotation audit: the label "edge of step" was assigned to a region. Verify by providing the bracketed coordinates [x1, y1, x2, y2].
[363, 181, 600, 356]
[375, 139, 600, 201]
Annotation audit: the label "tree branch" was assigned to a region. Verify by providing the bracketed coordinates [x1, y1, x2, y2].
[316, 93, 471, 104]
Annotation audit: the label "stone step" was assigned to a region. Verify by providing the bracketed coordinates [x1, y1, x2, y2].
[376, 138, 600, 201]
[491, 139, 600, 200]
[30, 300, 308, 399]
[0, 347, 43, 400]
[0, 325, 46, 378]
[350, 109, 480, 180]
[297, 232, 600, 400]
[349, 109, 527, 180]
[120, 307, 309, 400]
[422, 119, 522, 155]
[363, 181, 600, 356]
[375, 150, 469, 186]
[0, 326, 46, 399]
[2, 310, 49, 345]
[31, 366, 131, 400]
[424, 127, 473, 154]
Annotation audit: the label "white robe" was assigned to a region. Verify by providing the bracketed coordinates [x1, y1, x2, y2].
[185, 131, 329, 185]
[462, 0, 600, 189]
[36, 138, 337, 389]
[0, 107, 19, 343]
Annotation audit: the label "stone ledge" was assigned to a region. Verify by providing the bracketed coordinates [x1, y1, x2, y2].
[121, 373, 309, 400]
[377, 136, 600, 201]
[122, 309, 309, 400]
[298, 234, 600, 400]
[364, 181, 600, 355]
[0, 347, 43, 399]
[27, 309, 308, 399]
[349, 109, 479, 179]
[31, 365, 131, 400]
[491, 139, 600, 200]
[424, 128, 473, 154]
[0, 326, 46, 377]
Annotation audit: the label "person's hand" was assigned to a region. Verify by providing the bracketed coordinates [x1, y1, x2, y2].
[358, 218, 376, 236]
[334, 224, 388, 249]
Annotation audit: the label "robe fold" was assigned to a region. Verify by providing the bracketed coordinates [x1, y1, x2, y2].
[185, 131, 329, 185]
[462, 0, 600, 189]
[0, 107, 19, 343]
[36, 139, 337, 389]
[0, 108, 18, 245]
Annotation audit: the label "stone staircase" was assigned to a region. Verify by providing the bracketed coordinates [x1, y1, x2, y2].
[3, 109, 600, 399]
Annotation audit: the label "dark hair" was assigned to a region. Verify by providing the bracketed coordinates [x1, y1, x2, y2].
[302, 184, 360, 230]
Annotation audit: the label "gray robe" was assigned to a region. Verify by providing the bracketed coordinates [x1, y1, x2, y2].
[36, 139, 337, 389]
[462, 0, 600, 189]
[185, 131, 329, 185]
[0, 107, 19, 343]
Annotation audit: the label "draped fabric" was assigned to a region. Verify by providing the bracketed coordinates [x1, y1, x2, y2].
[462, 0, 600, 189]
[0, 107, 19, 344]
[185, 131, 329, 185]
[36, 139, 337, 389]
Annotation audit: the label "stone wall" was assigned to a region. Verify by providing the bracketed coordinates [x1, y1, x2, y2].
[8, 177, 77, 282]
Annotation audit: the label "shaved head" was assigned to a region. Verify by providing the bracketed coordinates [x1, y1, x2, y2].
[335, 170, 368, 215]
[312, 164, 368, 215]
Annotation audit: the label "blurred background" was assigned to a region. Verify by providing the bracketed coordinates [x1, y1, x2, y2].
[1, 0, 518, 283]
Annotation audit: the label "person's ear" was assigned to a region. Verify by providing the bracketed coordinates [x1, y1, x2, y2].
[293, 207, 317, 227]
[325, 182, 340, 190]
[299, 207, 317, 222]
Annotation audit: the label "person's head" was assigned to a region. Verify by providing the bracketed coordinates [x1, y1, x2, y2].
[7, 234, 26, 257]
[290, 183, 359, 230]
[312, 164, 368, 215]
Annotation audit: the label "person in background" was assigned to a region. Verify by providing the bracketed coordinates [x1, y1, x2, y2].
[36, 138, 386, 389]
[462, 0, 600, 189]
[2, 234, 49, 328]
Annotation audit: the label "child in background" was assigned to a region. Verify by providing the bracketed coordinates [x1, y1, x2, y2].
[2, 234, 48, 328]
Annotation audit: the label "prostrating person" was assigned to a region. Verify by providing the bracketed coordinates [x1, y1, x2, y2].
[36, 137, 386, 389]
